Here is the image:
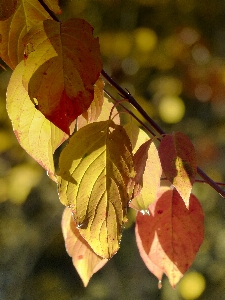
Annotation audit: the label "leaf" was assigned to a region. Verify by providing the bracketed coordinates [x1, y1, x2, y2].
[135, 187, 204, 288]
[22, 18, 103, 134]
[44, 0, 62, 14]
[0, 0, 51, 69]
[124, 121, 149, 152]
[130, 140, 162, 211]
[6, 61, 68, 181]
[0, 0, 17, 21]
[158, 132, 197, 207]
[77, 78, 105, 129]
[135, 219, 163, 282]
[58, 120, 135, 258]
[62, 207, 108, 286]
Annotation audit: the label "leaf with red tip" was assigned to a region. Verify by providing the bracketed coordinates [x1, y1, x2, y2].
[22, 18, 102, 134]
[130, 140, 162, 210]
[135, 187, 204, 288]
[158, 132, 197, 206]
[62, 207, 108, 286]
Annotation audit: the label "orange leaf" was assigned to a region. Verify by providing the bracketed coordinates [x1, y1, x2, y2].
[22, 18, 102, 134]
[158, 132, 197, 206]
[0, 0, 17, 21]
[62, 207, 108, 286]
[6, 61, 68, 181]
[135, 187, 204, 288]
[0, 0, 51, 69]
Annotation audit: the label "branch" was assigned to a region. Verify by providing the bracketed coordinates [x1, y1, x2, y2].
[38, 0, 60, 22]
[101, 70, 225, 198]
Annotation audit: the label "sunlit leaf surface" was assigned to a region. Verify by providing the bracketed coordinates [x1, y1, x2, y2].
[7, 61, 68, 181]
[130, 140, 162, 210]
[77, 78, 105, 129]
[62, 207, 108, 286]
[58, 120, 135, 258]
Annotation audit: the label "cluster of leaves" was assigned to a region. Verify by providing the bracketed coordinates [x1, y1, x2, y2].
[0, 0, 205, 289]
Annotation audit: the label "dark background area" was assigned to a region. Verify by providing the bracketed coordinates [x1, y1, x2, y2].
[1, 0, 225, 299]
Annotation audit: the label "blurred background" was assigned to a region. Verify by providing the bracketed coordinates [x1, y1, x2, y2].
[1, 0, 225, 299]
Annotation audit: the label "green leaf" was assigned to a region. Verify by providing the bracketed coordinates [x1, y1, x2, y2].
[6, 61, 68, 181]
[22, 18, 103, 134]
[62, 207, 108, 287]
[158, 132, 197, 207]
[58, 120, 135, 258]
[0, 0, 51, 69]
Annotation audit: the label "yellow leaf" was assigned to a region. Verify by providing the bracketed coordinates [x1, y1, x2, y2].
[62, 207, 108, 287]
[58, 120, 135, 258]
[77, 78, 105, 129]
[6, 61, 68, 181]
[130, 140, 162, 210]
[0, 0, 51, 69]
[22, 18, 102, 134]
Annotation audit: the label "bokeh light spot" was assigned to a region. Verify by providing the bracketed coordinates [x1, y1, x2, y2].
[134, 27, 157, 53]
[159, 95, 185, 123]
[178, 272, 206, 299]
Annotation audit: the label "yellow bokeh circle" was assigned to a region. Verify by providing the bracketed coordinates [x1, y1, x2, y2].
[134, 27, 157, 53]
[159, 95, 185, 123]
[179, 272, 206, 300]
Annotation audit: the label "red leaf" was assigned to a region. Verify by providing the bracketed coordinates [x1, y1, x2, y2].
[158, 132, 197, 206]
[22, 18, 102, 134]
[135, 187, 204, 288]
[62, 207, 108, 286]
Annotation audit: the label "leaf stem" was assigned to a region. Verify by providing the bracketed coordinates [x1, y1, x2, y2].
[101, 70, 225, 198]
